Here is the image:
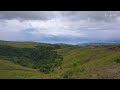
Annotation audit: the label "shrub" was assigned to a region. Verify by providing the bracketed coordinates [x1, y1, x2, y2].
[61, 70, 74, 79]
[114, 56, 120, 63]
[73, 62, 77, 67]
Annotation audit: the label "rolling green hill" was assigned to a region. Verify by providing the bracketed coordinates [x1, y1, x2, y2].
[0, 59, 50, 79]
[1, 40, 120, 79]
[56, 46, 120, 79]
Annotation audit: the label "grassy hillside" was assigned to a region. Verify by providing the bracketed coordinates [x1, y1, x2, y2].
[0, 40, 39, 48]
[55, 46, 120, 79]
[0, 59, 50, 79]
[1, 40, 120, 79]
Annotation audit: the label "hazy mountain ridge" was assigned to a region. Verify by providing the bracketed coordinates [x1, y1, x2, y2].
[78, 42, 120, 46]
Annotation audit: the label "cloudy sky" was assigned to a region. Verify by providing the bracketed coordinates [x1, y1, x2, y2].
[0, 11, 120, 44]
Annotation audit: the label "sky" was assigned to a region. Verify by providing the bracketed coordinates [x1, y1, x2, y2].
[0, 11, 120, 44]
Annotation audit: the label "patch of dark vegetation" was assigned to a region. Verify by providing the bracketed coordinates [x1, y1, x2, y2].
[114, 56, 120, 63]
[61, 70, 73, 79]
[0, 45, 63, 73]
[107, 46, 120, 51]
[72, 62, 77, 67]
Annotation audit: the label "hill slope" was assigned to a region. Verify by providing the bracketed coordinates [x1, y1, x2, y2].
[55, 46, 120, 79]
[1, 40, 120, 79]
[0, 59, 52, 79]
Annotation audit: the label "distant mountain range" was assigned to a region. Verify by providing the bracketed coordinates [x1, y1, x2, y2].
[1, 40, 120, 46]
[77, 42, 120, 46]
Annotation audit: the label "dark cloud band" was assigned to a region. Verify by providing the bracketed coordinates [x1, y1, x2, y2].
[0, 11, 120, 22]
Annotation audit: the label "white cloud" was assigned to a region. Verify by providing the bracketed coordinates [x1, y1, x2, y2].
[0, 18, 86, 37]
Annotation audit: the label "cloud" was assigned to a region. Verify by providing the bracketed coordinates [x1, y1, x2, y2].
[61, 11, 120, 22]
[0, 11, 63, 20]
[0, 11, 120, 44]
[1, 11, 120, 21]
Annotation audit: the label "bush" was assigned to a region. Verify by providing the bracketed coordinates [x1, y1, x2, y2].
[73, 62, 77, 67]
[39, 66, 54, 74]
[61, 70, 74, 79]
[114, 56, 120, 63]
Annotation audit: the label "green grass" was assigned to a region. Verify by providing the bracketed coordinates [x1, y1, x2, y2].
[0, 59, 50, 79]
[55, 46, 120, 79]
[1, 40, 120, 79]
[0, 40, 53, 48]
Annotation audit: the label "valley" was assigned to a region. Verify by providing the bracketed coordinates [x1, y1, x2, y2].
[0, 41, 120, 79]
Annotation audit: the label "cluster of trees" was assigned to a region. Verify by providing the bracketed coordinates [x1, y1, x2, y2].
[0, 45, 63, 73]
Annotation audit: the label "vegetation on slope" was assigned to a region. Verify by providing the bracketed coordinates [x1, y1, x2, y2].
[0, 59, 53, 79]
[56, 46, 120, 79]
[1, 41, 120, 79]
[0, 45, 63, 73]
